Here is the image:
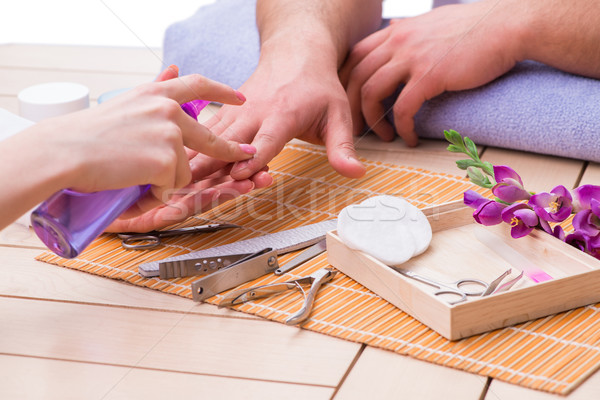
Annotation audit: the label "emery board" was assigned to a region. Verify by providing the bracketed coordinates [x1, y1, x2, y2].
[138, 219, 337, 277]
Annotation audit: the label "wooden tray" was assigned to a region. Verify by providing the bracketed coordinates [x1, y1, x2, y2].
[326, 200, 600, 340]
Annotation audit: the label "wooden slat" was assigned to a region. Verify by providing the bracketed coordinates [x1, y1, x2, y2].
[0, 247, 257, 318]
[0, 222, 44, 248]
[335, 346, 487, 399]
[293, 136, 463, 174]
[0, 354, 333, 400]
[487, 368, 600, 399]
[0, 44, 162, 74]
[0, 297, 360, 386]
[354, 136, 464, 173]
[481, 148, 584, 193]
[578, 162, 600, 186]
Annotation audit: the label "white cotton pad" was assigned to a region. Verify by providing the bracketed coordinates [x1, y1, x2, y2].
[337, 195, 432, 265]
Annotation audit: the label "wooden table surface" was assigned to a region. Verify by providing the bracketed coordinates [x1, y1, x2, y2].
[1, 44, 600, 399]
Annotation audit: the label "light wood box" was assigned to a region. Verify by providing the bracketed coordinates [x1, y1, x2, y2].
[326, 201, 600, 340]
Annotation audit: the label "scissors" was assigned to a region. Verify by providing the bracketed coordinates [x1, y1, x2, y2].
[395, 269, 490, 305]
[118, 223, 240, 250]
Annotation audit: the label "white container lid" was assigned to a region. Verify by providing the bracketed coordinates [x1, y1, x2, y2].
[18, 82, 89, 122]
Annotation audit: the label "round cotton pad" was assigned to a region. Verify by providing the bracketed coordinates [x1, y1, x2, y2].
[337, 195, 432, 265]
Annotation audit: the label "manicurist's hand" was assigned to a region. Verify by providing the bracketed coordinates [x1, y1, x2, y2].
[52, 72, 255, 212]
[105, 67, 272, 232]
[0, 68, 263, 230]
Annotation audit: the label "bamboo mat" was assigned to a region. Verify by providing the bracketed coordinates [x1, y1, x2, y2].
[37, 143, 599, 395]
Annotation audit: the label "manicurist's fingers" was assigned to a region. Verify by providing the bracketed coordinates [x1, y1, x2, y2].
[155, 65, 179, 82]
[157, 74, 246, 106]
[178, 115, 257, 163]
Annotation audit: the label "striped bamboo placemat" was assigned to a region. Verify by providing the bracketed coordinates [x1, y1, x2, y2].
[37, 143, 598, 395]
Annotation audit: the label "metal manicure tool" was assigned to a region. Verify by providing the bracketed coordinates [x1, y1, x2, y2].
[394, 269, 489, 305]
[191, 247, 280, 302]
[219, 267, 337, 325]
[118, 223, 240, 250]
[491, 271, 524, 295]
[394, 267, 523, 305]
[136, 220, 338, 305]
[480, 268, 513, 297]
[138, 219, 337, 278]
[274, 238, 327, 275]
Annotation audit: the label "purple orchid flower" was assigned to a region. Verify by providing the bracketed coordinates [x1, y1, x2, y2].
[572, 199, 600, 236]
[464, 190, 505, 226]
[565, 230, 592, 253]
[491, 166, 531, 203]
[551, 225, 566, 241]
[528, 185, 573, 223]
[501, 203, 538, 238]
[572, 185, 600, 211]
[587, 235, 600, 260]
[464, 190, 488, 209]
[473, 201, 506, 226]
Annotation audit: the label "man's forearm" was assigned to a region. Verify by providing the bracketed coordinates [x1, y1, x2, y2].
[256, 0, 382, 68]
[516, 0, 600, 78]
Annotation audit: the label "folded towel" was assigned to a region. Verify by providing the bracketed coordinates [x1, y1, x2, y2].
[414, 61, 600, 162]
[163, 0, 600, 163]
[163, 0, 259, 90]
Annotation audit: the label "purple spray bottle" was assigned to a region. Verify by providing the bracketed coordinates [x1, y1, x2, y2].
[31, 99, 210, 258]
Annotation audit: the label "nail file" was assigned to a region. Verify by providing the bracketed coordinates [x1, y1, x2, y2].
[138, 219, 337, 277]
[475, 227, 553, 283]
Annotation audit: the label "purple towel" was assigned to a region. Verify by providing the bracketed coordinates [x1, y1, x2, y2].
[163, 0, 600, 162]
[163, 0, 258, 90]
[414, 61, 600, 161]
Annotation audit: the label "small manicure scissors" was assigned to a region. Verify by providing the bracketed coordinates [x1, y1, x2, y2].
[118, 223, 240, 250]
[396, 269, 489, 305]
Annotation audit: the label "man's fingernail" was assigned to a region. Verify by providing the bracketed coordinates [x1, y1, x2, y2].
[235, 160, 250, 171]
[168, 64, 179, 74]
[348, 155, 362, 165]
[235, 90, 246, 102]
[202, 188, 220, 202]
[239, 143, 257, 155]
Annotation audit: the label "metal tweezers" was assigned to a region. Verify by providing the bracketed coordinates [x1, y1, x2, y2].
[219, 267, 337, 325]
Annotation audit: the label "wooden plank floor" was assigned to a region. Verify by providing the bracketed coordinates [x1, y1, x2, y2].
[1, 43, 599, 399]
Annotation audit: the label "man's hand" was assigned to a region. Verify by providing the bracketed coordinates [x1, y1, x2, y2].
[187, 0, 382, 183]
[340, 1, 520, 145]
[106, 166, 259, 232]
[189, 54, 366, 183]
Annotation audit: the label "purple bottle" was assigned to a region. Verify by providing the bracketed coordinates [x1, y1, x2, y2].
[31, 99, 210, 258]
